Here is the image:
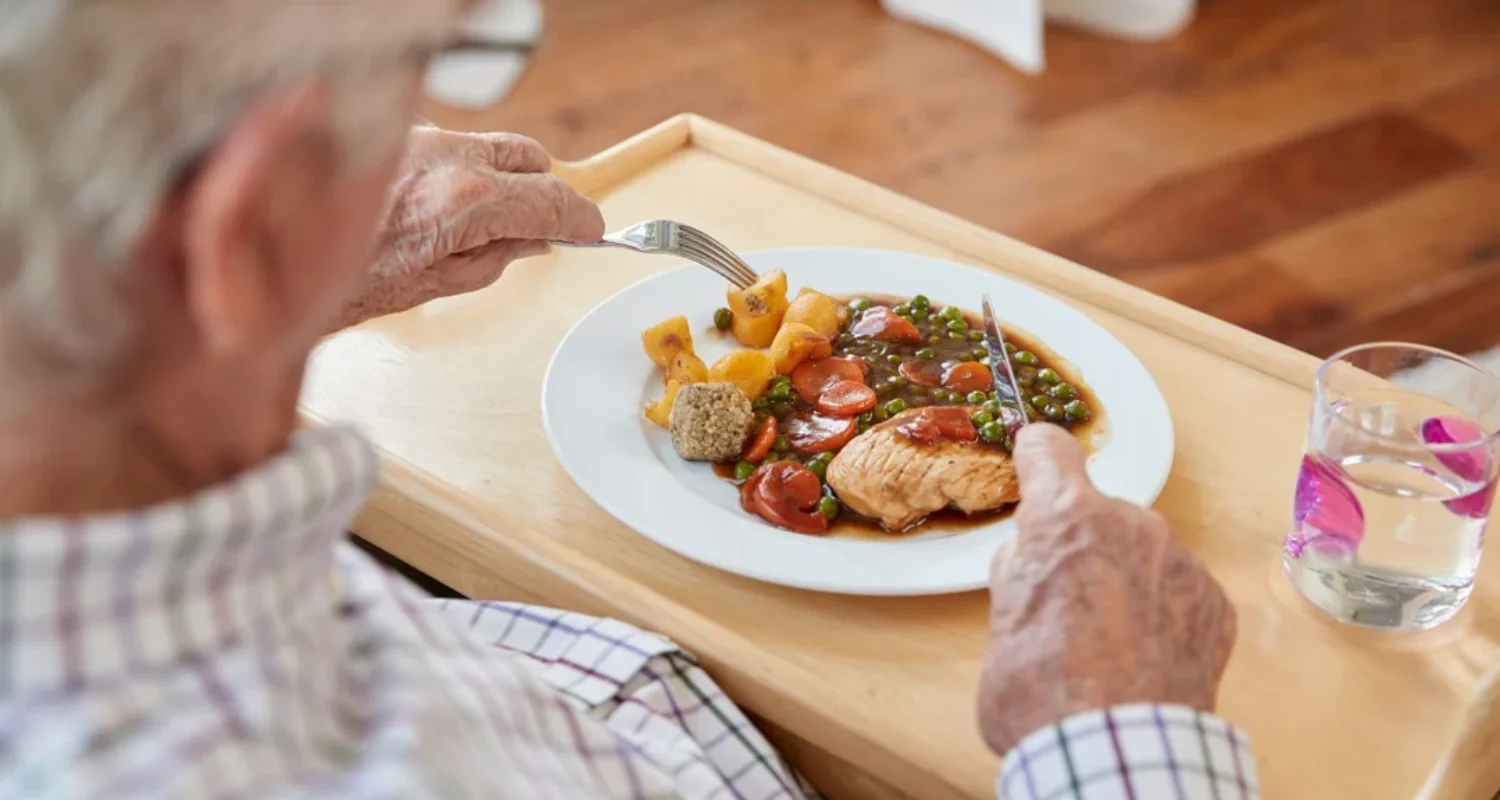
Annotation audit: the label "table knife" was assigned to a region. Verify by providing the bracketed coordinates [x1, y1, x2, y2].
[981, 294, 1030, 429]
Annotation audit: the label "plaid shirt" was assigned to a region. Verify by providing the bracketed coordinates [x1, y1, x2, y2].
[0, 425, 1257, 799]
[1000, 705, 1260, 800]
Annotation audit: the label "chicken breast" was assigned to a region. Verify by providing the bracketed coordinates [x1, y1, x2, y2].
[826, 410, 1020, 531]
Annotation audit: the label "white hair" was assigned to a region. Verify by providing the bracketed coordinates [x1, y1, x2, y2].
[0, 0, 462, 401]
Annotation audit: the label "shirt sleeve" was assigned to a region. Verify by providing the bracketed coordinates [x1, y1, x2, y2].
[430, 599, 825, 800]
[998, 704, 1261, 800]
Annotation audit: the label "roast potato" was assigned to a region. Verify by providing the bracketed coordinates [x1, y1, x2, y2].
[769, 322, 833, 375]
[726, 270, 789, 348]
[707, 350, 776, 400]
[642, 316, 693, 369]
[644, 379, 683, 428]
[783, 289, 847, 341]
[665, 350, 709, 385]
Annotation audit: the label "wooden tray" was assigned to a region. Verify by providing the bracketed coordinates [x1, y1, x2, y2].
[301, 115, 1500, 800]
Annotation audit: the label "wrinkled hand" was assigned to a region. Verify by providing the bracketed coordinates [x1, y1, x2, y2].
[977, 424, 1237, 757]
[340, 127, 604, 328]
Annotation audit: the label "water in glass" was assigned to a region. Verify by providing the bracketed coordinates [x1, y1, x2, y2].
[1285, 344, 1500, 630]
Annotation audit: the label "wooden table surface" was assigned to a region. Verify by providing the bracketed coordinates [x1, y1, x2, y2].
[301, 117, 1500, 800]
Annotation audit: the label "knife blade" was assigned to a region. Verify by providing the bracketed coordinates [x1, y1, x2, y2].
[981, 294, 1030, 430]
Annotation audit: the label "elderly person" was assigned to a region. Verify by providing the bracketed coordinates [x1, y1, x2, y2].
[0, 1, 1253, 798]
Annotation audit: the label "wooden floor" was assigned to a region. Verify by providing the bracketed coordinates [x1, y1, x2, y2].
[426, 0, 1500, 359]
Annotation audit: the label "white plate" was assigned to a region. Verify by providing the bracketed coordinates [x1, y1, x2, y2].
[542, 248, 1174, 595]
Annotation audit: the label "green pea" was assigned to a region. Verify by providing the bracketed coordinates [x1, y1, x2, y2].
[972, 346, 989, 359]
[752, 397, 770, 410]
[858, 411, 875, 425]
[892, 376, 909, 388]
[967, 330, 985, 342]
[982, 400, 1002, 417]
[909, 395, 928, 407]
[849, 298, 872, 312]
[818, 497, 840, 520]
[770, 375, 791, 388]
[772, 435, 788, 453]
[1004, 342, 1017, 354]
[864, 355, 877, 365]
[858, 420, 871, 433]
[886, 354, 903, 364]
[1043, 404, 1065, 422]
[914, 347, 936, 360]
[980, 421, 1007, 444]
[893, 304, 912, 317]
[948, 331, 965, 340]
[768, 382, 792, 402]
[1037, 368, 1061, 385]
[946, 319, 968, 333]
[733, 461, 756, 480]
[1030, 395, 1050, 409]
[837, 332, 855, 345]
[714, 307, 733, 331]
[779, 453, 802, 465]
[1014, 351, 1039, 367]
[1051, 383, 1078, 401]
[930, 386, 950, 399]
[928, 334, 943, 345]
[939, 306, 963, 322]
[966, 391, 989, 404]
[873, 405, 891, 422]
[811, 452, 835, 466]
[1064, 400, 1091, 422]
[972, 409, 995, 426]
[911, 294, 931, 311]
[807, 460, 827, 480]
[883, 398, 908, 416]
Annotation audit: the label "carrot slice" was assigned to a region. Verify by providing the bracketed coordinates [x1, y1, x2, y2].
[816, 380, 878, 416]
[739, 462, 829, 535]
[899, 359, 944, 388]
[849, 307, 921, 343]
[894, 407, 979, 446]
[791, 357, 867, 403]
[942, 362, 993, 393]
[784, 411, 859, 454]
[742, 416, 777, 463]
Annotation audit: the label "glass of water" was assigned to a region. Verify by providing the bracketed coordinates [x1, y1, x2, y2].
[1285, 343, 1500, 630]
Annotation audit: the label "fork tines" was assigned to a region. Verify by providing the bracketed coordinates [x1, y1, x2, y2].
[677, 225, 759, 288]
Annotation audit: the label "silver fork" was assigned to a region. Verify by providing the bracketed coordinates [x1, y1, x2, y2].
[552, 220, 759, 289]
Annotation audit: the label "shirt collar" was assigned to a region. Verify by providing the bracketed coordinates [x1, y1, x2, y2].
[0, 425, 377, 698]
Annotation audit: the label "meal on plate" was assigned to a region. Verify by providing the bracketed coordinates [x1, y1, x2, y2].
[640, 269, 1096, 535]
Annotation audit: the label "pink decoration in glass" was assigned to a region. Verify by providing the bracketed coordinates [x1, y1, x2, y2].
[1420, 416, 1496, 519]
[1287, 454, 1364, 558]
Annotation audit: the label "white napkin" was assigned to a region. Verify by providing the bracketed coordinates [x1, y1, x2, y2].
[423, 0, 543, 109]
[881, 0, 1196, 73]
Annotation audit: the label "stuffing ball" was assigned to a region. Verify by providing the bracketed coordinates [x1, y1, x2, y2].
[669, 382, 754, 462]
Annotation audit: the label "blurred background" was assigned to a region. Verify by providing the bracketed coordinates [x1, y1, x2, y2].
[421, 0, 1500, 362]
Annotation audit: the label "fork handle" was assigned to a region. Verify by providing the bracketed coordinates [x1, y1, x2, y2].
[548, 239, 616, 248]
